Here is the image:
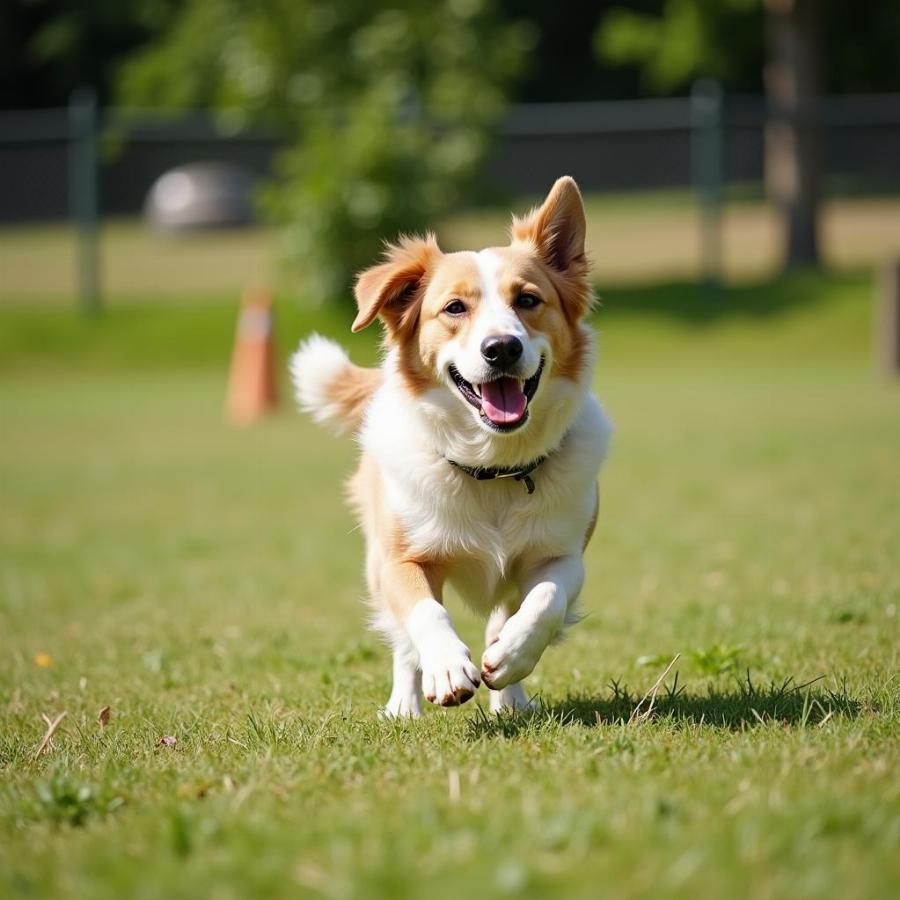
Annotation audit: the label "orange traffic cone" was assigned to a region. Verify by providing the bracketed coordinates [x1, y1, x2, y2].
[225, 286, 279, 425]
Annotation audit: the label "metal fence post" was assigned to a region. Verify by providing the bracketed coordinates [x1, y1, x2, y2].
[68, 87, 100, 314]
[691, 79, 724, 287]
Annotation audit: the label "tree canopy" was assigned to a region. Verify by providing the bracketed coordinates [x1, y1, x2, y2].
[117, 0, 533, 299]
[593, 0, 900, 95]
[5, 0, 899, 110]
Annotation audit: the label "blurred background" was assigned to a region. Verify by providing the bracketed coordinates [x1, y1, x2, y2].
[1, 0, 899, 310]
[2, 0, 899, 631]
[3, 0, 900, 621]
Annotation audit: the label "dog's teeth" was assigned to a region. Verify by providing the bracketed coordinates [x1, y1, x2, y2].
[473, 384, 481, 397]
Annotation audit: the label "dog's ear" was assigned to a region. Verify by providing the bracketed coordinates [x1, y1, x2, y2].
[511, 176, 587, 275]
[511, 176, 591, 320]
[352, 234, 441, 335]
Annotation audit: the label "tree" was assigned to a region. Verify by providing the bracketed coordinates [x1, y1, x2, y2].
[116, 0, 532, 300]
[595, 0, 824, 271]
[764, 0, 822, 267]
[595, 0, 763, 95]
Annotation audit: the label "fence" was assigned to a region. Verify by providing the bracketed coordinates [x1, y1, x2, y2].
[4, 91, 900, 222]
[2, 90, 900, 309]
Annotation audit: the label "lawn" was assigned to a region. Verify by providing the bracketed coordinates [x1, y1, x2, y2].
[1, 269, 899, 899]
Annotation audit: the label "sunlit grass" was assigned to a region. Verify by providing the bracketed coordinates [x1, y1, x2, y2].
[1, 270, 899, 899]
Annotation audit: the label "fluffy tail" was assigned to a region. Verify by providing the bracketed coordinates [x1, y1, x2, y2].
[289, 334, 382, 434]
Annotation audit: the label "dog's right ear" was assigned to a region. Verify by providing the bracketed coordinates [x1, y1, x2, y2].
[352, 234, 441, 335]
[511, 176, 586, 276]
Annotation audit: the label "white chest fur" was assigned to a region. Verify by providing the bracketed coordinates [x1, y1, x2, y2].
[361, 367, 612, 613]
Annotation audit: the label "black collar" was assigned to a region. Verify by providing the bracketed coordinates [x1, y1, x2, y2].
[446, 454, 549, 495]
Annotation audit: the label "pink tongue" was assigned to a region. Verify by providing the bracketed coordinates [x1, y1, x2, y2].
[480, 377, 527, 425]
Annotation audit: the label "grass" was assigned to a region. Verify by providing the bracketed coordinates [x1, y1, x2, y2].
[1, 268, 899, 899]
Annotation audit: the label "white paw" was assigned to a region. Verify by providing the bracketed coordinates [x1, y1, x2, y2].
[489, 682, 536, 713]
[420, 642, 480, 707]
[481, 626, 550, 690]
[379, 691, 423, 719]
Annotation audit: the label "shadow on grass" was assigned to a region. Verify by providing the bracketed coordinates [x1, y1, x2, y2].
[467, 673, 861, 740]
[597, 271, 850, 325]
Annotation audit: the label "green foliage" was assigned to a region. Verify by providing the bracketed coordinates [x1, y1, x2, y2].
[117, 0, 533, 300]
[595, 0, 763, 92]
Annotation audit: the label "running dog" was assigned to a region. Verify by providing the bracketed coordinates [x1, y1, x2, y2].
[291, 176, 611, 716]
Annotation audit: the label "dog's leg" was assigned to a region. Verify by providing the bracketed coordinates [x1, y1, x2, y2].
[380, 627, 423, 718]
[484, 606, 533, 712]
[382, 560, 480, 707]
[481, 556, 584, 690]
[370, 550, 424, 718]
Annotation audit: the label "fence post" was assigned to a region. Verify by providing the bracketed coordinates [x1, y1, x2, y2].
[68, 87, 100, 315]
[691, 78, 724, 287]
[876, 257, 900, 378]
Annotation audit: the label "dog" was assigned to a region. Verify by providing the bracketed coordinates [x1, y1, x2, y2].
[290, 176, 611, 716]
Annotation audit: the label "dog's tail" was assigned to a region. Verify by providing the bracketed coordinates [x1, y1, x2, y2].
[289, 334, 382, 435]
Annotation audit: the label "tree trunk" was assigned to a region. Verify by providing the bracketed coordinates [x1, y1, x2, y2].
[764, 0, 823, 269]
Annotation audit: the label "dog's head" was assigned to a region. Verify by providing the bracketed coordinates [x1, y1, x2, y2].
[352, 177, 594, 453]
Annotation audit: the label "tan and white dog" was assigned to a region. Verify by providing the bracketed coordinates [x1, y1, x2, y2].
[291, 176, 611, 716]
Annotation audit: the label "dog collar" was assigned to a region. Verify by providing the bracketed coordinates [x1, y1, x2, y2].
[446, 455, 549, 495]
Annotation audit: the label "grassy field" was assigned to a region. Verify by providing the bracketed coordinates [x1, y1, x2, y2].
[1, 269, 899, 899]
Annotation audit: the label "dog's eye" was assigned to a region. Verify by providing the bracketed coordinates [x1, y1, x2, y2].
[444, 299, 467, 316]
[516, 292, 542, 310]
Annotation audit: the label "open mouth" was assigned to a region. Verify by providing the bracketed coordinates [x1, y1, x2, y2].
[448, 358, 545, 432]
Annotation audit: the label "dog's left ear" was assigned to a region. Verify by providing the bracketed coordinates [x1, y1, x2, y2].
[352, 234, 441, 335]
[511, 176, 587, 275]
[511, 176, 591, 321]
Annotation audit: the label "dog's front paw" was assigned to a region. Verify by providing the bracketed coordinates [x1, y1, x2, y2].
[379, 692, 423, 720]
[489, 682, 536, 713]
[420, 643, 480, 707]
[481, 629, 546, 690]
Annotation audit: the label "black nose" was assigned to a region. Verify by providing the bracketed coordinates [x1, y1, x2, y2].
[481, 335, 523, 369]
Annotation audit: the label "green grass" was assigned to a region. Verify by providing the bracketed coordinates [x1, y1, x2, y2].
[1, 270, 899, 899]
